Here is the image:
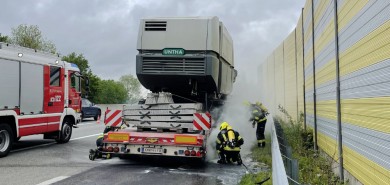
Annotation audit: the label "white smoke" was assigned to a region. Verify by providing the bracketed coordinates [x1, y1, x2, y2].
[207, 74, 268, 160]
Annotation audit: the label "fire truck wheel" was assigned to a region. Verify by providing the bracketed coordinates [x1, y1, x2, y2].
[56, 119, 73, 143]
[0, 124, 14, 158]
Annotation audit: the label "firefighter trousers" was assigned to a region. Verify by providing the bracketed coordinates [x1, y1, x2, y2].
[96, 137, 103, 148]
[219, 149, 241, 163]
[255, 119, 267, 147]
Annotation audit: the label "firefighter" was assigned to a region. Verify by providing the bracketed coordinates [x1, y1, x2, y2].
[89, 124, 127, 160]
[216, 122, 244, 164]
[249, 101, 269, 147]
[96, 126, 112, 148]
[89, 126, 111, 160]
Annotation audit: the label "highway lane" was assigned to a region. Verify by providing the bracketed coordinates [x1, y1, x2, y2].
[0, 119, 105, 185]
[52, 155, 265, 185]
[0, 118, 263, 185]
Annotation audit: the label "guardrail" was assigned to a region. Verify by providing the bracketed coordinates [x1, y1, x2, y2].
[271, 118, 289, 184]
[272, 118, 300, 185]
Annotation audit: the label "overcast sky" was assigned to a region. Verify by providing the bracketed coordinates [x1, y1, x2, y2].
[0, 0, 305, 81]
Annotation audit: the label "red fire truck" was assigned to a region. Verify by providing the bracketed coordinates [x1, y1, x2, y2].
[0, 42, 87, 157]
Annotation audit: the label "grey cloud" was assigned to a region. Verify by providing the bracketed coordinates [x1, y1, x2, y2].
[0, 0, 305, 81]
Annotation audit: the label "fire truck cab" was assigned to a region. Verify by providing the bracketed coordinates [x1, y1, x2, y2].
[0, 42, 87, 157]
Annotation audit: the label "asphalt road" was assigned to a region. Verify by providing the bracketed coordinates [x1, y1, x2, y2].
[0, 119, 263, 185]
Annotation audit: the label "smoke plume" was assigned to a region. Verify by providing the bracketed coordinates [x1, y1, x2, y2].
[207, 73, 269, 160]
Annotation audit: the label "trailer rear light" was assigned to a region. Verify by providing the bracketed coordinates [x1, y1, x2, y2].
[190, 150, 196, 156]
[196, 151, 201, 157]
[107, 146, 113, 152]
[113, 147, 119, 153]
[184, 150, 190, 156]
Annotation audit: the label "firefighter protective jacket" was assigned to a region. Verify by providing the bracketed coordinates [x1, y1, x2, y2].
[216, 129, 244, 152]
[250, 103, 268, 123]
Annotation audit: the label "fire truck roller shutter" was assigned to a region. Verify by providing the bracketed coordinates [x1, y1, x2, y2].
[20, 63, 44, 115]
[0, 59, 19, 110]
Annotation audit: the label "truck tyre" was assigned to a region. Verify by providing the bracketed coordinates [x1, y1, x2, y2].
[0, 124, 14, 158]
[56, 119, 72, 144]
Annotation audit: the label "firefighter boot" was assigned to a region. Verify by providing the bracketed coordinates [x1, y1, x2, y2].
[217, 152, 227, 164]
[258, 140, 266, 148]
[89, 149, 97, 161]
[217, 159, 227, 164]
[237, 153, 242, 165]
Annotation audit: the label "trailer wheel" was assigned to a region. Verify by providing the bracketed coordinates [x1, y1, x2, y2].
[56, 118, 72, 143]
[0, 124, 14, 158]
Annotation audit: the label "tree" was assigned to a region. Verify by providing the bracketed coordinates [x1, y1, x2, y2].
[62, 52, 91, 75]
[62, 52, 100, 100]
[0, 34, 9, 43]
[119, 75, 142, 103]
[10, 24, 56, 53]
[85, 73, 101, 103]
[95, 80, 128, 104]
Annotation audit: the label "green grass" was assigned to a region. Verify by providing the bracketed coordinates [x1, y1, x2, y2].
[240, 136, 272, 185]
[274, 109, 347, 185]
[240, 108, 348, 185]
[240, 171, 272, 185]
[280, 121, 346, 185]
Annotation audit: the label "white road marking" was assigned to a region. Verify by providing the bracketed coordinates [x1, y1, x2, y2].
[36, 176, 69, 185]
[11, 133, 101, 153]
[69, 133, 101, 141]
[11, 143, 56, 153]
[98, 158, 123, 164]
[78, 122, 100, 126]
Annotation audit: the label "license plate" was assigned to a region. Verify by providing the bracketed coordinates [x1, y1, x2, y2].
[142, 147, 163, 154]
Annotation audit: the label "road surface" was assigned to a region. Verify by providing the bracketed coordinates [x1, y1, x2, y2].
[0, 119, 263, 185]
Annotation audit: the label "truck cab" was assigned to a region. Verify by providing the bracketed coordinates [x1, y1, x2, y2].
[0, 42, 88, 157]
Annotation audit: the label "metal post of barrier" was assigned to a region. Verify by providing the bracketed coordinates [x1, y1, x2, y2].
[292, 159, 299, 182]
[286, 146, 293, 177]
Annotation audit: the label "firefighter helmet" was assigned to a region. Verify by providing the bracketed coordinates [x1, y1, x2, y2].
[219, 122, 229, 130]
